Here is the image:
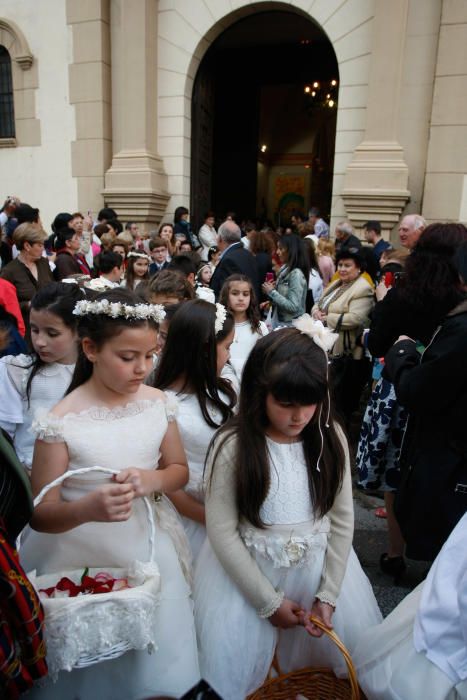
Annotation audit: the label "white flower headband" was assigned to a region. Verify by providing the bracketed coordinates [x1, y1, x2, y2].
[73, 299, 166, 324]
[127, 251, 151, 263]
[215, 303, 227, 335]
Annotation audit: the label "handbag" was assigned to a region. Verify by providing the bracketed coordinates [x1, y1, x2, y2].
[330, 315, 370, 418]
[24, 466, 161, 680]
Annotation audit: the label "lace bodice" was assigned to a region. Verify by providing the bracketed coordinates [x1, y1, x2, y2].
[260, 438, 315, 524]
[0, 354, 74, 469]
[164, 391, 224, 501]
[33, 399, 173, 486]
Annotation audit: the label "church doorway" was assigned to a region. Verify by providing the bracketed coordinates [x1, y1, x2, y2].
[190, 9, 339, 231]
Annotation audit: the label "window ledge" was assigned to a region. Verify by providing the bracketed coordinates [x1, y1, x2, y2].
[0, 137, 16, 148]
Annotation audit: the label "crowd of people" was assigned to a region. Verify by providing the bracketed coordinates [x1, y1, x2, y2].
[0, 196, 466, 700]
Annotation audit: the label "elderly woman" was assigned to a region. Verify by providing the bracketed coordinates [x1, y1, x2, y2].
[53, 227, 91, 280]
[0, 223, 53, 347]
[312, 249, 374, 420]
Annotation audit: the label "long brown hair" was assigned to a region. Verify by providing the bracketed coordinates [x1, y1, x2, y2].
[154, 299, 236, 427]
[208, 328, 346, 527]
[219, 274, 262, 333]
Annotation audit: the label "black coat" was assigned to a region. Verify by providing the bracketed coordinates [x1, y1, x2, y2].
[385, 299, 467, 560]
[210, 243, 260, 301]
[367, 287, 444, 359]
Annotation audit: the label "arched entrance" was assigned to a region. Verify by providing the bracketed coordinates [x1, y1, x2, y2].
[190, 9, 339, 229]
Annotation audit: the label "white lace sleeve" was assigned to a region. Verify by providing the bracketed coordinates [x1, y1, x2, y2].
[31, 410, 65, 442]
[164, 394, 179, 422]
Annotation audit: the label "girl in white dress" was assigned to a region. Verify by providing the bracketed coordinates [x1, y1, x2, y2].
[121, 251, 151, 290]
[220, 273, 268, 382]
[0, 282, 81, 474]
[20, 288, 200, 699]
[153, 299, 236, 560]
[194, 317, 382, 700]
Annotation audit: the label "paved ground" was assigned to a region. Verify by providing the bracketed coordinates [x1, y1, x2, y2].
[353, 488, 429, 617]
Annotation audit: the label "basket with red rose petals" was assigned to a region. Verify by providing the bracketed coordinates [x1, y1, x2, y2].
[25, 466, 161, 679]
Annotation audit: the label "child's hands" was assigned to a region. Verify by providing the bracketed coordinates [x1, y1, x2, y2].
[269, 598, 302, 629]
[83, 483, 134, 523]
[302, 599, 335, 637]
[114, 468, 160, 498]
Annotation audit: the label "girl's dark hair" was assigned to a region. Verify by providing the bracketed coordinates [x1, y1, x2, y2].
[174, 206, 189, 224]
[454, 240, 467, 284]
[25, 282, 82, 402]
[219, 274, 261, 333]
[124, 254, 150, 291]
[278, 234, 310, 280]
[67, 288, 159, 394]
[209, 328, 345, 527]
[154, 299, 236, 427]
[397, 222, 467, 316]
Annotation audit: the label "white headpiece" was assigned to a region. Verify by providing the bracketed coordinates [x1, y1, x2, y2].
[214, 303, 227, 335]
[73, 299, 165, 324]
[196, 285, 216, 304]
[127, 251, 151, 263]
[292, 314, 338, 352]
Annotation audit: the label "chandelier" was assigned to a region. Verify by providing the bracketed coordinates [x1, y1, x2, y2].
[304, 79, 338, 109]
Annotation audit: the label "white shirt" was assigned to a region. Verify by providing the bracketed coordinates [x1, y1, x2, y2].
[414, 512, 467, 684]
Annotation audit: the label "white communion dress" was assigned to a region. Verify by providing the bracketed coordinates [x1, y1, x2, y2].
[21, 398, 200, 700]
[353, 512, 467, 700]
[194, 432, 382, 700]
[0, 354, 74, 472]
[229, 320, 268, 381]
[164, 390, 227, 561]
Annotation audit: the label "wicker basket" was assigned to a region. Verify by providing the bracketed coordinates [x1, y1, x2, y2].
[248, 616, 364, 700]
[25, 466, 161, 679]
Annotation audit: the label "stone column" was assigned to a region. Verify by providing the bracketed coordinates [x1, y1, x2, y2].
[103, 0, 169, 228]
[342, 0, 411, 238]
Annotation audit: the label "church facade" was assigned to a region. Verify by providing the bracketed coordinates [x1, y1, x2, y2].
[0, 0, 465, 240]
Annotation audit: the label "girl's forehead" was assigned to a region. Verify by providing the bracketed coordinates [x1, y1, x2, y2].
[30, 308, 66, 327]
[104, 325, 158, 349]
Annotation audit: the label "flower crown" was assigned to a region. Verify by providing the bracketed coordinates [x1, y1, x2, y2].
[215, 303, 227, 335]
[73, 299, 166, 323]
[127, 251, 151, 262]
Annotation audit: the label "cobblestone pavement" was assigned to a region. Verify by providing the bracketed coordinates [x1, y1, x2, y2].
[353, 488, 429, 618]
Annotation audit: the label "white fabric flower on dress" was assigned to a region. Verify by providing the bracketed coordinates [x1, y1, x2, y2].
[292, 314, 338, 353]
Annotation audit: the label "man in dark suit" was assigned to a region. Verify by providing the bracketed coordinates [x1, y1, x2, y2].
[210, 221, 259, 300]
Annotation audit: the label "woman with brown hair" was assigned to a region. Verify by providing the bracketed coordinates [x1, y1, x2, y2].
[0, 223, 53, 346]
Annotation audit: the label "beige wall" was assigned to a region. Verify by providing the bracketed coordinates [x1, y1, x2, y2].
[423, 0, 467, 223]
[0, 0, 77, 231]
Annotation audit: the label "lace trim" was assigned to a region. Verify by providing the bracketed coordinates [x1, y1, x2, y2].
[315, 591, 336, 608]
[57, 398, 166, 421]
[258, 590, 285, 619]
[32, 409, 65, 442]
